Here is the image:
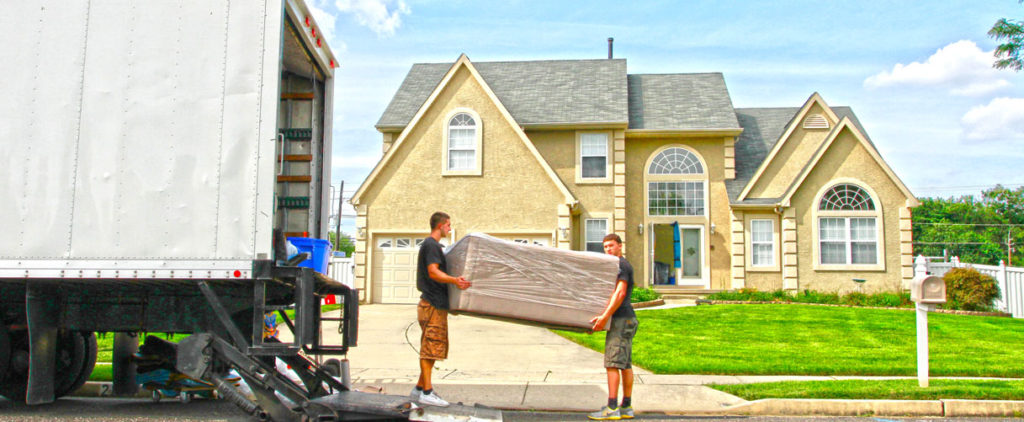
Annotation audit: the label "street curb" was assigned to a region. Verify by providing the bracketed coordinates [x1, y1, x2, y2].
[73, 382, 152, 399]
[943, 399, 1024, 417]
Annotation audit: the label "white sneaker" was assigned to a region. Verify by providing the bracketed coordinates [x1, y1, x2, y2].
[409, 387, 421, 400]
[418, 390, 450, 407]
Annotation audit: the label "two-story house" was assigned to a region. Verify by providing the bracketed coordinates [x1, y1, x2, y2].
[350, 55, 919, 304]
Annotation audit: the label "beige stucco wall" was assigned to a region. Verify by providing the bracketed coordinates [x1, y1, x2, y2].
[747, 103, 834, 199]
[623, 136, 732, 289]
[528, 130, 616, 250]
[359, 65, 566, 242]
[790, 129, 908, 293]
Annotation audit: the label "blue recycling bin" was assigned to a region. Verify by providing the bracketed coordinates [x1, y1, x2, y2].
[287, 237, 332, 274]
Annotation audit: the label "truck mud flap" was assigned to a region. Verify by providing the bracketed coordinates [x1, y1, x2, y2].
[306, 392, 502, 421]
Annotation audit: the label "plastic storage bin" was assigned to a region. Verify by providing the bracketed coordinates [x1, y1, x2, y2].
[287, 237, 332, 274]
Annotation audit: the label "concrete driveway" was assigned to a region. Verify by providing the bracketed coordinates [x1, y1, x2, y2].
[338, 304, 650, 386]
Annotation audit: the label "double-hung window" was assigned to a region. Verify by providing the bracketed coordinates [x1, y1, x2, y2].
[584, 219, 608, 253]
[750, 219, 774, 266]
[580, 133, 608, 179]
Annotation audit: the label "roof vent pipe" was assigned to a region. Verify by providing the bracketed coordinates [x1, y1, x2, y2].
[607, 37, 614, 59]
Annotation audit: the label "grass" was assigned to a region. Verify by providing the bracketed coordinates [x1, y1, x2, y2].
[707, 289, 914, 308]
[711, 379, 1024, 401]
[554, 304, 1024, 377]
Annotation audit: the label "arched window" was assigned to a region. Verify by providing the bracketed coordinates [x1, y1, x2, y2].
[447, 112, 477, 171]
[647, 147, 705, 216]
[816, 183, 880, 266]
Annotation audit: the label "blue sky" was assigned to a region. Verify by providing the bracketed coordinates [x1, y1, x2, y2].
[310, 0, 1024, 231]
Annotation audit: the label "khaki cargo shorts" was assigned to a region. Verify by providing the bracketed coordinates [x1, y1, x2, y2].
[604, 316, 638, 369]
[417, 299, 449, 360]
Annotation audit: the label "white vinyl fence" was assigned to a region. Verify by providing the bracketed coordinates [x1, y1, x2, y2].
[323, 256, 355, 304]
[920, 256, 1024, 318]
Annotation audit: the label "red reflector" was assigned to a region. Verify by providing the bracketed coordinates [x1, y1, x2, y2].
[311, 27, 316, 37]
[330, 59, 335, 67]
[303, 231, 309, 237]
[305, 16, 310, 26]
[317, 38, 322, 47]
[233, 270, 242, 278]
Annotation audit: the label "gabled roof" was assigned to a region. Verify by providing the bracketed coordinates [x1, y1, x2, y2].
[779, 117, 920, 207]
[354, 55, 577, 206]
[727, 105, 875, 205]
[376, 59, 629, 129]
[627, 73, 741, 131]
[736, 93, 839, 201]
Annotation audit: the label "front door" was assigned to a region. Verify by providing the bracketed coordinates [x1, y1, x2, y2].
[650, 223, 705, 287]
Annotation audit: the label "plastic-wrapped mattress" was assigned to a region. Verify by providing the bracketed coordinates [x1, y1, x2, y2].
[445, 233, 619, 331]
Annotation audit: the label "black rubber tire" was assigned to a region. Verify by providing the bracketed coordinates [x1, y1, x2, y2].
[56, 332, 97, 398]
[0, 330, 87, 402]
[0, 325, 10, 382]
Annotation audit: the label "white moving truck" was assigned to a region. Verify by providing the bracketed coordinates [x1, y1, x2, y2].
[0, 2, 498, 421]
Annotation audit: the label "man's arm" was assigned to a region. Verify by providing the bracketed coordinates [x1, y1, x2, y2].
[428, 263, 471, 290]
[590, 279, 628, 331]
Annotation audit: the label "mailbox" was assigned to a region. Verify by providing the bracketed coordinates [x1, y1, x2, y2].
[910, 275, 946, 304]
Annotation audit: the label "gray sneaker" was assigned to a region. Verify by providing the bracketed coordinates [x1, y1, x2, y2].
[418, 390, 450, 407]
[587, 406, 620, 420]
[619, 406, 634, 419]
[409, 387, 421, 400]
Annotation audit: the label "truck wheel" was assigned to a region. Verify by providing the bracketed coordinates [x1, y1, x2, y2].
[0, 325, 10, 381]
[56, 332, 97, 398]
[0, 330, 87, 402]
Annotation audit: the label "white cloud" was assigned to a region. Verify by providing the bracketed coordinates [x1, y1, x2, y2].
[864, 40, 1011, 96]
[335, 0, 410, 37]
[961, 97, 1024, 141]
[307, 0, 337, 41]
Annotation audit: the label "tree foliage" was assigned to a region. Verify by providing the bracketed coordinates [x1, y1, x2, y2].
[328, 231, 356, 257]
[990, 1, 1024, 71]
[913, 186, 1024, 265]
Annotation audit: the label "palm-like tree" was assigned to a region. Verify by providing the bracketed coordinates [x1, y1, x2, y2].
[991, 3, 1024, 71]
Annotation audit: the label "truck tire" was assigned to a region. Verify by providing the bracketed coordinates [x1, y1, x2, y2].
[0, 330, 88, 402]
[56, 332, 97, 398]
[0, 325, 10, 382]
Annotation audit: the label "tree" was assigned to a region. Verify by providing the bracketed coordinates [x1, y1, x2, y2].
[912, 186, 1024, 266]
[990, 1, 1024, 71]
[328, 231, 356, 257]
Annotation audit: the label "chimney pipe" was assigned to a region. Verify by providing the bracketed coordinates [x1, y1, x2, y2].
[607, 37, 614, 59]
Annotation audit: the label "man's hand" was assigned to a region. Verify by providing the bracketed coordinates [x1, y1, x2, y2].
[454, 276, 471, 290]
[590, 314, 609, 332]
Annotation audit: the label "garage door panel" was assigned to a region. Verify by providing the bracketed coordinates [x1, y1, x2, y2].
[373, 233, 424, 304]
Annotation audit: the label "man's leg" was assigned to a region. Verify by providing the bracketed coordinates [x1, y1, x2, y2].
[605, 367, 620, 402]
[418, 358, 434, 390]
[621, 368, 633, 398]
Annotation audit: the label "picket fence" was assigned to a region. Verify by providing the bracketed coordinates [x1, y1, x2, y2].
[921, 256, 1024, 319]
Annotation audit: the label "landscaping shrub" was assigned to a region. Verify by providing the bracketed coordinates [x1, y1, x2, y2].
[631, 287, 661, 303]
[941, 267, 1000, 311]
[793, 290, 839, 304]
[707, 288, 912, 308]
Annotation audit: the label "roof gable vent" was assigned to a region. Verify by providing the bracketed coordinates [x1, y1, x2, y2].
[803, 114, 829, 129]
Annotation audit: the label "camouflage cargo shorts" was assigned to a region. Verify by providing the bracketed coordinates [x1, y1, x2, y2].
[604, 316, 638, 369]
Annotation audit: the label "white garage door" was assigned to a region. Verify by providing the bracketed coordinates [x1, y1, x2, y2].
[373, 235, 424, 304]
[492, 234, 552, 247]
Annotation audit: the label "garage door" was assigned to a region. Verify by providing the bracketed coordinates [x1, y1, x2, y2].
[492, 234, 552, 247]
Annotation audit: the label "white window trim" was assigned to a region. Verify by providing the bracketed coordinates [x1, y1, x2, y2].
[747, 218, 779, 271]
[442, 108, 483, 176]
[644, 145, 708, 218]
[812, 179, 886, 271]
[581, 216, 611, 253]
[575, 131, 612, 184]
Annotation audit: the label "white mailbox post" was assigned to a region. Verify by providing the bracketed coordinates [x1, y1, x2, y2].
[909, 275, 947, 387]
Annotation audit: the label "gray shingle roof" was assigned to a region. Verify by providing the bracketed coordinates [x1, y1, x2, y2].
[376, 59, 629, 128]
[627, 73, 740, 130]
[727, 106, 869, 204]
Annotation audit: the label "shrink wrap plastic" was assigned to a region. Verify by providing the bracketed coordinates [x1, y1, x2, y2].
[445, 233, 619, 331]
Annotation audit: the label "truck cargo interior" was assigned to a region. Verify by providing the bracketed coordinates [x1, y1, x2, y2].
[276, 17, 328, 241]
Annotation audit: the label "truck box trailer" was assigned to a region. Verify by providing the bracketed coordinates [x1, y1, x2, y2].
[0, 2, 500, 421]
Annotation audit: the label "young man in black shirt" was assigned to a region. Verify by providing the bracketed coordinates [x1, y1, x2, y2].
[589, 233, 638, 420]
[411, 211, 471, 407]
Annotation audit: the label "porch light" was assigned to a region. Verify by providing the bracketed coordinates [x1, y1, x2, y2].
[637, 224, 643, 235]
[710, 223, 716, 234]
[559, 227, 569, 239]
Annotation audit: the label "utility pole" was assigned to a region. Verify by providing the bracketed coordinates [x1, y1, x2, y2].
[335, 181, 344, 252]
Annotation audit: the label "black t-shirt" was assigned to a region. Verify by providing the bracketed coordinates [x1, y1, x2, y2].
[612, 257, 636, 319]
[417, 236, 449, 309]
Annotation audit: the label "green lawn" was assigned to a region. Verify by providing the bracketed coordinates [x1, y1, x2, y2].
[711, 379, 1024, 401]
[555, 304, 1024, 377]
